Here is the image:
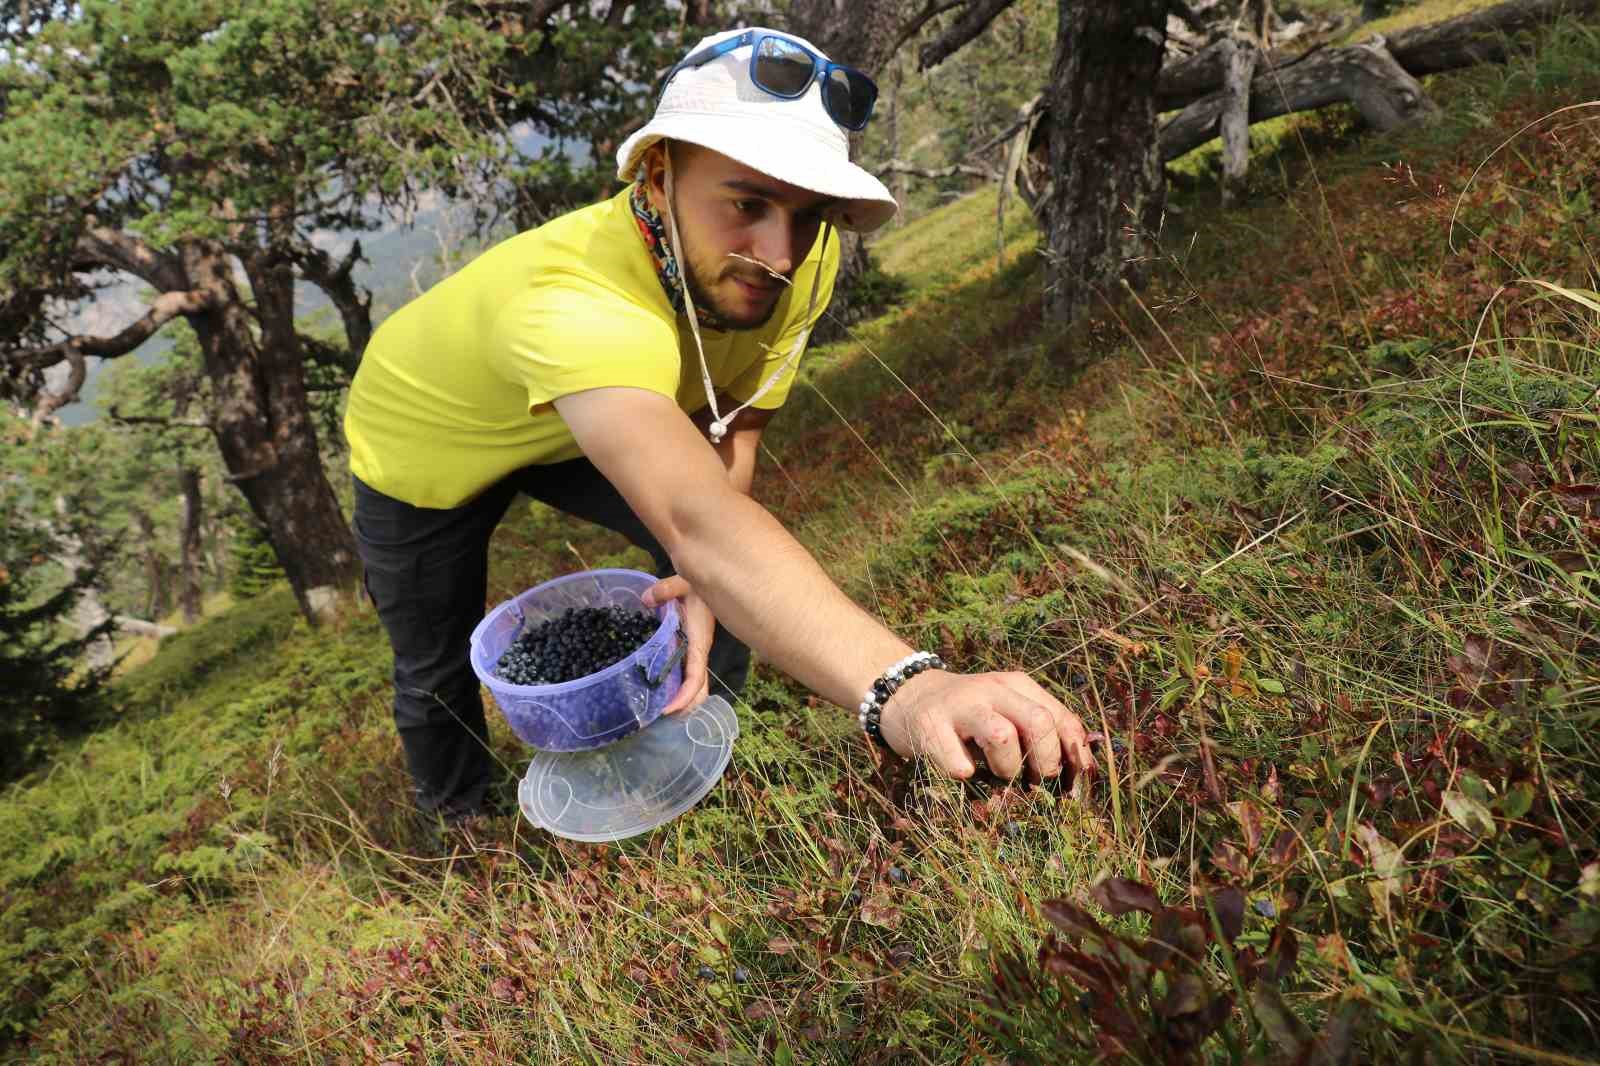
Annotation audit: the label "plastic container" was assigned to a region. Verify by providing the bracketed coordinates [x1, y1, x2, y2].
[468, 568, 684, 752]
[518, 694, 739, 842]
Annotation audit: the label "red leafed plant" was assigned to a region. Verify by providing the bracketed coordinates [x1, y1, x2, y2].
[984, 876, 1359, 1064]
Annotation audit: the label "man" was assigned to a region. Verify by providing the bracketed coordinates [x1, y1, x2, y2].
[344, 26, 1094, 824]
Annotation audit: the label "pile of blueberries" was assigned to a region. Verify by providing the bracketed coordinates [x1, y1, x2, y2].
[494, 605, 660, 686]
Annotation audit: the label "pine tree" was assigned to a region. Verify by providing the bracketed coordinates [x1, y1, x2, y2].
[227, 517, 284, 601]
[0, 499, 116, 783]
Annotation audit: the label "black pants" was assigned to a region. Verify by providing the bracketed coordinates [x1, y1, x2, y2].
[352, 458, 751, 816]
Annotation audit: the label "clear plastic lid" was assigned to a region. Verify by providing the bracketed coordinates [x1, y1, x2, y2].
[517, 695, 738, 842]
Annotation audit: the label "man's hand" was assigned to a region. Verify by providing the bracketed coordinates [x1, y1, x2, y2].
[641, 575, 715, 715]
[877, 669, 1095, 783]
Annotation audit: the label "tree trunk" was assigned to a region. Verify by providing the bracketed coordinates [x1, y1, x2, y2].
[1039, 0, 1170, 327]
[785, 0, 908, 343]
[177, 466, 203, 625]
[182, 239, 360, 623]
[133, 508, 173, 621]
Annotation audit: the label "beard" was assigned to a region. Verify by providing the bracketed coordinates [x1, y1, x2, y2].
[682, 251, 785, 332]
[666, 191, 789, 332]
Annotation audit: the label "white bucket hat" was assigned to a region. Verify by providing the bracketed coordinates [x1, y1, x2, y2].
[615, 27, 899, 234]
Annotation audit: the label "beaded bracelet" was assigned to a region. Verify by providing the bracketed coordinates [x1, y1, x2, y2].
[857, 651, 945, 750]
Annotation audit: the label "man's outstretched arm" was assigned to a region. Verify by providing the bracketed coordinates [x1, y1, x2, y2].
[554, 386, 1093, 783]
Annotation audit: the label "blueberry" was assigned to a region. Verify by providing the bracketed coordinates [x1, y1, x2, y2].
[696, 964, 717, 981]
[1003, 820, 1022, 838]
[732, 966, 750, 984]
[887, 866, 907, 884]
[845, 889, 862, 907]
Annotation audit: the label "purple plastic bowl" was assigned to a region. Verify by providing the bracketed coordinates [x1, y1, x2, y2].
[468, 569, 683, 752]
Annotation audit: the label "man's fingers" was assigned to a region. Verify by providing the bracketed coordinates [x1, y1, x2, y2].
[661, 642, 709, 715]
[660, 607, 712, 716]
[954, 704, 1026, 780]
[899, 706, 975, 779]
[641, 574, 690, 608]
[996, 671, 1094, 776]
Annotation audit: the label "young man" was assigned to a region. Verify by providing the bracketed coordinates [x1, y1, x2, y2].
[344, 26, 1094, 823]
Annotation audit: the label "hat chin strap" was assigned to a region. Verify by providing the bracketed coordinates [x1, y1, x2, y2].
[662, 144, 830, 445]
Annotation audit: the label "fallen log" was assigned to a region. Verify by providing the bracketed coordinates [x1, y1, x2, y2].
[113, 615, 178, 640]
[1160, 0, 1599, 161]
[1156, 0, 1598, 112]
[1159, 32, 1437, 162]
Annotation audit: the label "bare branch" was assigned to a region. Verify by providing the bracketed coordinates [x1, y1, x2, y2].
[1159, 33, 1437, 162]
[112, 615, 178, 639]
[72, 225, 186, 291]
[875, 159, 995, 181]
[11, 288, 214, 424]
[292, 240, 372, 373]
[107, 404, 212, 430]
[885, 0, 967, 64]
[918, 0, 1020, 70]
[298, 335, 361, 381]
[28, 348, 86, 427]
[15, 289, 213, 373]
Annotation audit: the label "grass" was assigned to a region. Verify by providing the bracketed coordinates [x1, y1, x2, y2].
[4, 14, 1600, 1064]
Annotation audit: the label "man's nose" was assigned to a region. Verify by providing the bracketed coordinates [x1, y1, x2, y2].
[750, 214, 796, 276]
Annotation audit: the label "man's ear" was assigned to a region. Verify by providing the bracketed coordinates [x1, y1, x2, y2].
[642, 143, 670, 215]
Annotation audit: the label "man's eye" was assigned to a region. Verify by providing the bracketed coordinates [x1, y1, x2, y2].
[733, 199, 762, 215]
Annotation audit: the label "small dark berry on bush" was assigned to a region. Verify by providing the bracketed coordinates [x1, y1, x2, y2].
[696, 964, 717, 981]
[846, 889, 862, 907]
[732, 966, 750, 984]
[1003, 820, 1021, 838]
[887, 866, 907, 884]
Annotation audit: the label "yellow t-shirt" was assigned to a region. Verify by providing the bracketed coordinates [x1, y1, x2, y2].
[344, 184, 836, 509]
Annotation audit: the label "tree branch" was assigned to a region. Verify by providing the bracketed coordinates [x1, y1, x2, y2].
[298, 335, 361, 381]
[106, 404, 213, 430]
[10, 289, 215, 423]
[918, 0, 1020, 70]
[875, 159, 995, 181]
[885, 0, 967, 64]
[112, 615, 178, 639]
[72, 225, 187, 291]
[14, 289, 213, 372]
[292, 239, 372, 374]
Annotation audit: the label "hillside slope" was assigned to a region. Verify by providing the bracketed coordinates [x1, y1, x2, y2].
[3, 19, 1598, 1064]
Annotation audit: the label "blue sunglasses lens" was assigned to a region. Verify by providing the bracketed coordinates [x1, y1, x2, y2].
[823, 67, 876, 130]
[753, 36, 814, 96]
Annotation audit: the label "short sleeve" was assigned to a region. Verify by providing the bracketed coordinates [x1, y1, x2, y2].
[486, 279, 681, 412]
[723, 233, 839, 411]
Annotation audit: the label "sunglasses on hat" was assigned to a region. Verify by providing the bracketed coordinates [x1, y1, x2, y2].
[660, 30, 879, 132]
